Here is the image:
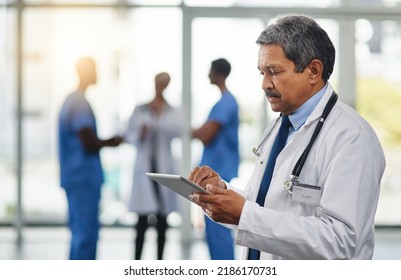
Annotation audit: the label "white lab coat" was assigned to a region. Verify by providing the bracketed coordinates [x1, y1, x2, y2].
[124, 103, 184, 215]
[229, 83, 385, 259]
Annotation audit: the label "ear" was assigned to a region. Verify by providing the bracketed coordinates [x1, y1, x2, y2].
[307, 59, 323, 85]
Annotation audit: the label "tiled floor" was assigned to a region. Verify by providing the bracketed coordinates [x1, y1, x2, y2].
[0, 226, 400, 260]
[0, 226, 224, 260]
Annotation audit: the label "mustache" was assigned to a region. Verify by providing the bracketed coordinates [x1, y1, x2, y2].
[264, 90, 281, 99]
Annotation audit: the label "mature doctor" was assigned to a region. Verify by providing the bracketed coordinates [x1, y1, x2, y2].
[189, 14, 386, 260]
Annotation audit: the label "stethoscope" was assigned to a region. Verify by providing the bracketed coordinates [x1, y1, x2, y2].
[253, 91, 338, 193]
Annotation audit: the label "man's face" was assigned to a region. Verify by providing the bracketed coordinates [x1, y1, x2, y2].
[80, 62, 97, 86]
[89, 65, 97, 85]
[258, 44, 312, 115]
[208, 68, 217, 85]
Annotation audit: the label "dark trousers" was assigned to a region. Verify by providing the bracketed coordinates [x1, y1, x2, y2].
[134, 214, 168, 260]
[135, 160, 168, 260]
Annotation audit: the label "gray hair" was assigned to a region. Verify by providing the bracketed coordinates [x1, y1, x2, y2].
[256, 14, 335, 81]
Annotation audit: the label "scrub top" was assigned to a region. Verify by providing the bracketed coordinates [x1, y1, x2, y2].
[58, 91, 104, 188]
[200, 91, 239, 181]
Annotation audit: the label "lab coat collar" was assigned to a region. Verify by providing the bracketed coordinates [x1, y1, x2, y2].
[288, 83, 327, 131]
[301, 82, 335, 129]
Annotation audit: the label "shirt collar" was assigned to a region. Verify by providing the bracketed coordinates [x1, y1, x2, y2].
[288, 83, 328, 131]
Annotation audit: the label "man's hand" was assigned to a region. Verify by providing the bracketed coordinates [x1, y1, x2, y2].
[188, 165, 245, 225]
[189, 184, 245, 225]
[189, 165, 226, 190]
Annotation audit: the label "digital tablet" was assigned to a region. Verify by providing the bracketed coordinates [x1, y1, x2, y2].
[146, 172, 211, 201]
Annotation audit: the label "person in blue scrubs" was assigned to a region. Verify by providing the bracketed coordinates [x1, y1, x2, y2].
[192, 58, 240, 260]
[58, 57, 122, 260]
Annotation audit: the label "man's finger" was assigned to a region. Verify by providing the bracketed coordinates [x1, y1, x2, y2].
[188, 166, 200, 181]
[192, 167, 210, 184]
[206, 184, 227, 194]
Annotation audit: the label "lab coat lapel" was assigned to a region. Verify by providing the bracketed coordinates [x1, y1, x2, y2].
[302, 83, 334, 128]
[249, 116, 281, 202]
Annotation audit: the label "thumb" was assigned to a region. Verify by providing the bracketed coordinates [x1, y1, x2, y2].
[206, 184, 226, 194]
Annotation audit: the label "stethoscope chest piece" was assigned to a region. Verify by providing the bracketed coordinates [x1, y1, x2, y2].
[283, 179, 293, 191]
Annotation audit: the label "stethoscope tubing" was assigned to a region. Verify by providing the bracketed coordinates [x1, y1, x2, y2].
[291, 92, 338, 179]
[252, 117, 281, 157]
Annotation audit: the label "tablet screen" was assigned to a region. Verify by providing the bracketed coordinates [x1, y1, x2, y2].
[146, 172, 211, 202]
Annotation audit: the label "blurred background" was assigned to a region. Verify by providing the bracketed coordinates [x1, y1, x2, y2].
[1, 0, 401, 259]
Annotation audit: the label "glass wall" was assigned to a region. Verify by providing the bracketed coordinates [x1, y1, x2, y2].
[16, 6, 182, 225]
[2, 1, 401, 232]
[26, 0, 118, 3]
[0, 7, 16, 223]
[26, 0, 182, 4]
[190, 17, 264, 230]
[109, 7, 183, 225]
[184, 0, 337, 7]
[191, 17, 264, 178]
[355, 18, 401, 225]
[21, 8, 125, 223]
